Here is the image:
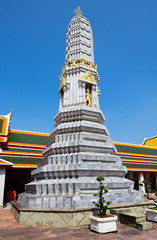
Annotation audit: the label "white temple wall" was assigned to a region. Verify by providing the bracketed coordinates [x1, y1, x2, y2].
[0, 167, 6, 207]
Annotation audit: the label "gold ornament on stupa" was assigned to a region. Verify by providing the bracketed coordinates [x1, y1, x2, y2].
[73, 6, 82, 16]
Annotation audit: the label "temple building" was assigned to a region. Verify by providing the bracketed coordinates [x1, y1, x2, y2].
[0, 112, 49, 207]
[116, 139, 157, 193]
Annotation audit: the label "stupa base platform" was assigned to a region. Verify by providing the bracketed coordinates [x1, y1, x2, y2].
[11, 201, 151, 227]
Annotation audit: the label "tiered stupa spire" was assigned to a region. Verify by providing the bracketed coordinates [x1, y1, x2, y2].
[18, 9, 144, 210]
[59, 8, 99, 111]
[66, 7, 94, 63]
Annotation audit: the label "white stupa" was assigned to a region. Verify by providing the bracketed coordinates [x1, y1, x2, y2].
[18, 7, 144, 209]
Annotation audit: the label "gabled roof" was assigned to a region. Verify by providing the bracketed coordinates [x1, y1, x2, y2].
[0, 112, 12, 143]
[0, 158, 13, 166]
[143, 136, 157, 148]
[114, 141, 157, 172]
[0, 111, 50, 169]
[0, 129, 50, 169]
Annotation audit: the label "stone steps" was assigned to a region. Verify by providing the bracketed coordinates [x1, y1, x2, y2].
[119, 212, 152, 230]
[137, 221, 153, 230]
[110, 207, 152, 231]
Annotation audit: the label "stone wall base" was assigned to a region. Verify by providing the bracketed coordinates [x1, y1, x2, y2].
[11, 201, 151, 227]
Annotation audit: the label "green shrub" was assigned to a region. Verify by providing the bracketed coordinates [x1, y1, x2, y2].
[93, 176, 110, 216]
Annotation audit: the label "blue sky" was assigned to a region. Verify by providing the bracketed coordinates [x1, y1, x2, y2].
[0, 0, 157, 144]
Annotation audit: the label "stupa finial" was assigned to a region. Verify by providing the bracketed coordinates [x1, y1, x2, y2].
[73, 6, 82, 16]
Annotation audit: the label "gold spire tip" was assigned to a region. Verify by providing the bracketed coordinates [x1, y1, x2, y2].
[74, 6, 82, 16]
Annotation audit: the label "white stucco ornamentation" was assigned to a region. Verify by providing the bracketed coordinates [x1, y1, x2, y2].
[66, 13, 94, 63]
[59, 12, 100, 110]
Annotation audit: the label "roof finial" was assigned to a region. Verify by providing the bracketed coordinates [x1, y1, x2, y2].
[74, 6, 82, 16]
[11, 107, 15, 116]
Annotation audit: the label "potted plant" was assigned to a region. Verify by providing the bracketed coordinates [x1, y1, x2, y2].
[139, 180, 152, 199]
[140, 180, 157, 222]
[147, 184, 157, 222]
[146, 203, 157, 222]
[90, 176, 118, 233]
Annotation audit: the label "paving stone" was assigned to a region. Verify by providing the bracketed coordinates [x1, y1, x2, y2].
[1, 208, 157, 240]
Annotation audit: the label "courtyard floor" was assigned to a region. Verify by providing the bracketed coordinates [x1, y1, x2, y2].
[0, 206, 157, 240]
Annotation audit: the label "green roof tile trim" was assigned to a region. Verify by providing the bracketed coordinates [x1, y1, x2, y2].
[115, 144, 157, 156]
[0, 156, 43, 164]
[0, 119, 3, 131]
[122, 156, 157, 162]
[9, 132, 50, 145]
[123, 162, 157, 169]
[2, 146, 42, 153]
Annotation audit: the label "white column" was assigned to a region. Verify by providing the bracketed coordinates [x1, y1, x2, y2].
[78, 80, 82, 107]
[63, 85, 66, 108]
[97, 87, 100, 109]
[74, 72, 77, 105]
[76, 72, 80, 105]
[59, 92, 62, 111]
[82, 82, 86, 106]
[66, 83, 70, 107]
[65, 86, 67, 107]
[139, 172, 145, 193]
[0, 167, 6, 208]
[69, 75, 72, 106]
[92, 84, 97, 109]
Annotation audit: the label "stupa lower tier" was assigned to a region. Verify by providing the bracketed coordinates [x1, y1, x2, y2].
[18, 108, 144, 209]
[19, 176, 143, 209]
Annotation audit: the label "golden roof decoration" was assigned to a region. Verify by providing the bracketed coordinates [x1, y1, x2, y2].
[59, 75, 67, 89]
[80, 71, 96, 83]
[62, 58, 97, 74]
[0, 110, 13, 143]
[11, 107, 15, 117]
